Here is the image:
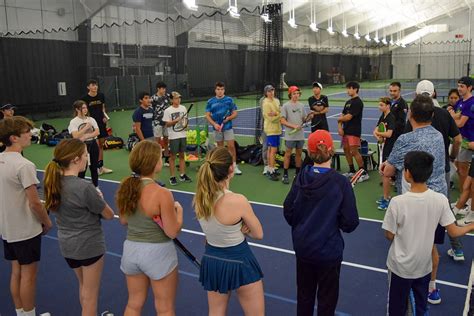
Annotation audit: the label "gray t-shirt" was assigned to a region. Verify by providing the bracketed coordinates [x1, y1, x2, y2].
[55, 176, 106, 260]
[281, 101, 306, 141]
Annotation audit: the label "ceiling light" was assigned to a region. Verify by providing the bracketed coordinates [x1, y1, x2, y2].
[327, 26, 335, 35]
[381, 37, 387, 45]
[183, 0, 198, 11]
[354, 32, 360, 40]
[365, 34, 371, 42]
[288, 18, 297, 28]
[261, 13, 271, 23]
[310, 22, 318, 32]
[342, 29, 349, 37]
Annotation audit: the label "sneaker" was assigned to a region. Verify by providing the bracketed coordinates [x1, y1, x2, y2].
[376, 196, 385, 205]
[357, 171, 370, 183]
[377, 199, 390, 211]
[263, 166, 269, 175]
[428, 289, 441, 304]
[456, 213, 474, 227]
[342, 172, 355, 178]
[453, 205, 470, 216]
[447, 248, 465, 261]
[99, 167, 113, 175]
[164, 156, 170, 167]
[169, 177, 178, 186]
[282, 174, 289, 184]
[268, 172, 279, 181]
[179, 174, 192, 183]
[234, 165, 243, 175]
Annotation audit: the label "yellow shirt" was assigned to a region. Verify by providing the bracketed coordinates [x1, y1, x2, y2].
[262, 97, 282, 136]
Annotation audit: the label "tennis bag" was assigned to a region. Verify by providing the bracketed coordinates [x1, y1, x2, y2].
[126, 133, 140, 151]
[39, 123, 57, 145]
[236, 141, 263, 165]
[103, 135, 124, 150]
[46, 129, 71, 147]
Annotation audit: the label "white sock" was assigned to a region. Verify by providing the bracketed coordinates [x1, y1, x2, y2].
[233, 162, 237, 167]
[15, 308, 24, 316]
[23, 308, 35, 316]
[429, 280, 436, 292]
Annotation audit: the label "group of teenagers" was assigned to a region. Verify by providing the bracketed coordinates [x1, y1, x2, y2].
[2, 78, 474, 316]
[130, 81, 245, 187]
[259, 80, 374, 185]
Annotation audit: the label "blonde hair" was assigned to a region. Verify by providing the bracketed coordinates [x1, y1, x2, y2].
[116, 140, 162, 217]
[44, 138, 86, 211]
[193, 147, 233, 220]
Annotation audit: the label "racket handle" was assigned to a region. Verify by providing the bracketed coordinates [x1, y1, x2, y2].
[152, 215, 164, 228]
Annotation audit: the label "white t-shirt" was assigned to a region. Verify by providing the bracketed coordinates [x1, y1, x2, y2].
[68, 116, 99, 141]
[163, 105, 188, 140]
[0, 152, 42, 242]
[382, 189, 455, 279]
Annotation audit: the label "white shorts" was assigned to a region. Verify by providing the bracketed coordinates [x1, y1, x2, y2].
[153, 125, 168, 138]
[120, 240, 177, 280]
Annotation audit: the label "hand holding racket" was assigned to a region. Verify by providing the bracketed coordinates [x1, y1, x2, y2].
[172, 103, 194, 132]
[376, 122, 386, 165]
[152, 212, 201, 269]
[218, 109, 232, 132]
[288, 112, 314, 135]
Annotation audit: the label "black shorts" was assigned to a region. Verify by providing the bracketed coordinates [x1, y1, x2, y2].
[97, 121, 108, 139]
[3, 234, 42, 265]
[434, 224, 445, 244]
[469, 157, 474, 177]
[64, 254, 103, 269]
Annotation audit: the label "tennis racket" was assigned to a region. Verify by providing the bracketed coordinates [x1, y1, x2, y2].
[218, 108, 232, 131]
[377, 122, 386, 166]
[78, 121, 94, 134]
[288, 112, 313, 135]
[350, 168, 365, 187]
[152, 215, 201, 269]
[172, 103, 194, 132]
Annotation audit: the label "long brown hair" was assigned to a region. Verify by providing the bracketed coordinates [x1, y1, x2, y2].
[116, 140, 162, 217]
[44, 138, 86, 211]
[193, 147, 233, 220]
[73, 100, 87, 117]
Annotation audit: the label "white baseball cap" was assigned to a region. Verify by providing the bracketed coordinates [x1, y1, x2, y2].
[416, 80, 435, 96]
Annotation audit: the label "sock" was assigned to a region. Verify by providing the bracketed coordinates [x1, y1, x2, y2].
[284, 168, 288, 176]
[180, 174, 184, 177]
[233, 162, 237, 168]
[429, 280, 436, 292]
[15, 308, 24, 316]
[295, 167, 301, 174]
[23, 308, 35, 316]
[349, 164, 356, 173]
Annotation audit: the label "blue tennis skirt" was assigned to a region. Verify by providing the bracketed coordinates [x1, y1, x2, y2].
[199, 240, 263, 293]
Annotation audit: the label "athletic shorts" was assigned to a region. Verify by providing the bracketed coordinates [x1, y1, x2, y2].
[97, 121, 108, 139]
[215, 129, 235, 142]
[3, 234, 42, 265]
[434, 224, 445, 244]
[153, 124, 168, 138]
[267, 135, 280, 148]
[170, 137, 186, 154]
[285, 140, 304, 149]
[456, 148, 473, 163]
[121, 239, 178, 280]
[469, 157, 474, 177]
[342, 135, 361, 147]
[65, 254, 103, 269]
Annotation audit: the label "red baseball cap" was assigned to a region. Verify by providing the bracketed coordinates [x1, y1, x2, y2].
[308, 130, 333, 152]
[288, 86, 300, 98]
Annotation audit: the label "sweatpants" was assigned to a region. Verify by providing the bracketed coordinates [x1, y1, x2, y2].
[387, 270, 430, 316]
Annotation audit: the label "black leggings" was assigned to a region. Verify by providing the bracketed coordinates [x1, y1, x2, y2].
[79, 140, 99, 187]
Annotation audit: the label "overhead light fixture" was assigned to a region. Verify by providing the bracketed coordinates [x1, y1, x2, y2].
[341, 7, 348, 37]
[327, 26, 335, 35]
[183, 0, 198, 11]
[354, 25, 360, 40]
[327, 5, 334, 35]
[389, 34, 394, 45]
[373, 29, 379, 43]
[342, 29, 349, 37]
[228, 0, 240, 18]
[381, 37, 387, 45]
[365, 34, 371, 42]
[261, 13, 271, 23]
[288, 0, 297, 28]
[309, 0, 317, 32]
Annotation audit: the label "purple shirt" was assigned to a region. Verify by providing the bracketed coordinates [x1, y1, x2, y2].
[454, 96, 474, 141]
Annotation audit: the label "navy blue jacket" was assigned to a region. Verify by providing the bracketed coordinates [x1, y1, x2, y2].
[283, 165, 359, 265]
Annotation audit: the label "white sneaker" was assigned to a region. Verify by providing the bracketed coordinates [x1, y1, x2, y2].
[263, 166, 269, 175]
[456, 212, 474, 226]
[357, 172, 370, 183]
[101, 166, 113, 174]
[454, 205, 471, 216]
[234, 165, 242, 175]
[40, 313, 52, 316]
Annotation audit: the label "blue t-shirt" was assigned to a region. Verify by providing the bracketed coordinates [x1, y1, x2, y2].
[387, 125, 447, 196]
[132, 106, 154, 139]
[206, 96, 237, 131]
[454, 96, 474, 141]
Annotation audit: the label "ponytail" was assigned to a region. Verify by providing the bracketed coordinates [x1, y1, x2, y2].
[116, 176, 142, 217]
[193, 147, 233, 220]
[44, 160, 62, 211]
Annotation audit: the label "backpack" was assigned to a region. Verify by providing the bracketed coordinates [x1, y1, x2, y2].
[39, 123, 57, 145]
[126, 133, 140, 151]
[236, 141, 262, 164]
[104, 135, 124, 150]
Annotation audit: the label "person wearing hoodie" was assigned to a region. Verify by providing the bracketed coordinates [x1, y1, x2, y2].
[283, 129, 359, 316]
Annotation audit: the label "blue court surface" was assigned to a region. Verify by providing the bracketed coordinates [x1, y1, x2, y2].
[1, 172, 473, 315]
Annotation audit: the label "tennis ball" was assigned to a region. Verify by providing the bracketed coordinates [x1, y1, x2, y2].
[241, 161, 245, 164]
